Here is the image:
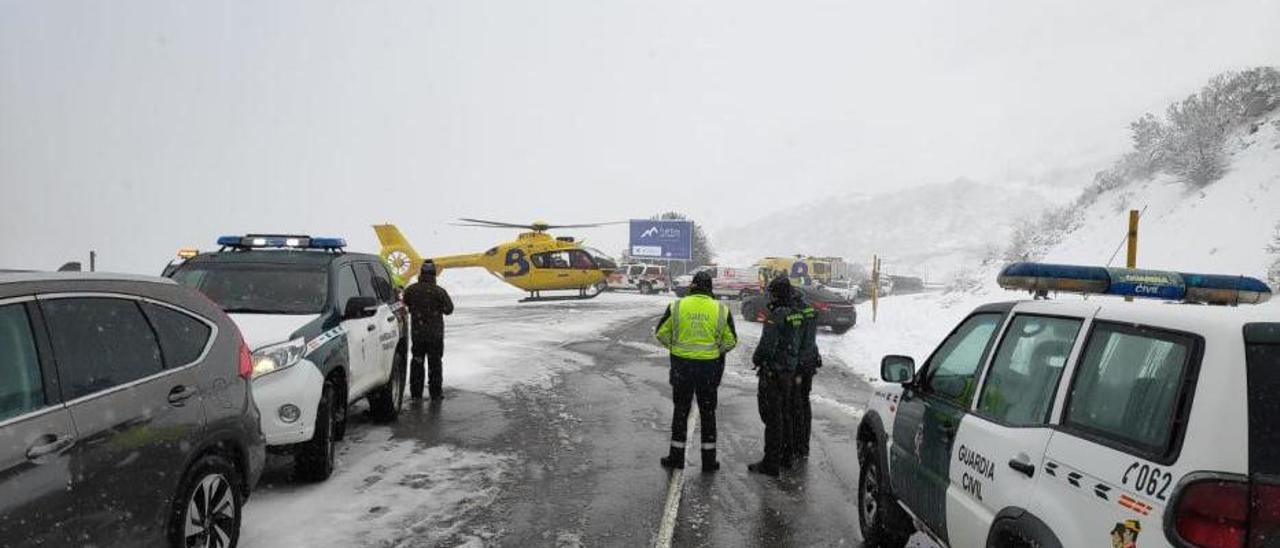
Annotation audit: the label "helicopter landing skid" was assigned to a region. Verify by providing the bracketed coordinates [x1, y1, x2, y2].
[519, 284, 607, 303]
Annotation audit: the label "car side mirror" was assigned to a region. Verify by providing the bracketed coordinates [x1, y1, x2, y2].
[881, 355, 916, 384]
[343, 296, 379, 320]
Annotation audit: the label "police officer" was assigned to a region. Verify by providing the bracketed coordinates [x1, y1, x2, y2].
[403, 260, 454, 400]
[655, 271, 737, 472]
[749, 276, 803, 476]
[789, 288, 820, 464]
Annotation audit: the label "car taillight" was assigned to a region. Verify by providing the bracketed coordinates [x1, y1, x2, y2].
[813, 301, 831, 311]
[1174, 479, 1250, 548]
[1254, 482, 1280, 547]
[238, 341, 253, 380]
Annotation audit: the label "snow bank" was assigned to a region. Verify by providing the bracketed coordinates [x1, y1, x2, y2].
[823, 291, 992, 381]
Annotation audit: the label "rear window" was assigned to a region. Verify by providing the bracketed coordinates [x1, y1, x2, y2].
[1245, 323, 1280, 476]
[171, 263, 328, 314]
[1064, 322, 1197, 461]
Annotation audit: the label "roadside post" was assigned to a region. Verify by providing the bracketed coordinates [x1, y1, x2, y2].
[1126, 209, 1139, 301]
[871, 255, 881, 323]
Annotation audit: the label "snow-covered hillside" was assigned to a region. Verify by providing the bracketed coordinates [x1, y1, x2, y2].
[828, 105, 1280, 384]
[715, 179, 1073, 279]
[1043, 113, 1280, 280]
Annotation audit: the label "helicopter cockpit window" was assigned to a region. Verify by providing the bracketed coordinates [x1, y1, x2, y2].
[570, 250, 594, 269]
[583, 247, 618, 271]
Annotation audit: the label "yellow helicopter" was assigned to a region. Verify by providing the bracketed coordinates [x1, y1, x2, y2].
[373, 219, 622, 302]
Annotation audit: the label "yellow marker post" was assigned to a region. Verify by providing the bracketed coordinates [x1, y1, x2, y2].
[1126, 209, 1139, 301]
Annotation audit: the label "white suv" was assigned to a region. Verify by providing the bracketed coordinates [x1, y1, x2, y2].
[856, 263, 1277, 548]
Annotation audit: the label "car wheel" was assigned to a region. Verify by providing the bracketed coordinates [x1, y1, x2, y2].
[859, 443, 913, 548]
[296, 381, 336, 482]
[832, 324, 853, 335]
[169, 454, 243, 548]
[370, 348, 406, 422]
[637, 282, 650, 294]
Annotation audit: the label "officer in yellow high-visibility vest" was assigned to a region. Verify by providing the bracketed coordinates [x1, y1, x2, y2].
[655, 271, 738, 472]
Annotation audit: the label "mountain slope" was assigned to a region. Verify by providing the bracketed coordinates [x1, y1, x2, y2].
[715, 179, 1064, 278]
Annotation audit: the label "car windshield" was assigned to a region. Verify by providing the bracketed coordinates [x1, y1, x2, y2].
[171, 263, 328, 314]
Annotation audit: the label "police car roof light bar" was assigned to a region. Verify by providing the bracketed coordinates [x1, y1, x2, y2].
[998, 262, 1271, 305]
[215, 234, 347, 251]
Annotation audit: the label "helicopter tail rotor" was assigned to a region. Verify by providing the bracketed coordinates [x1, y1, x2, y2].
[373, 224, 424, 286]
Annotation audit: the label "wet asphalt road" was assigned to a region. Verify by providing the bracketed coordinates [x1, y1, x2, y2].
[251, 298, 876, 547]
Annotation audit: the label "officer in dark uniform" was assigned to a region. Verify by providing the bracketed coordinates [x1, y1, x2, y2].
[403, 260, 454, 400]
[789, 288, 820, 465]
[749, 276, 802, 476]
[655, 271, 738, 472]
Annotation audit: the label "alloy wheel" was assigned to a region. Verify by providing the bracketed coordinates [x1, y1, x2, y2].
[184, 473, 237, 548]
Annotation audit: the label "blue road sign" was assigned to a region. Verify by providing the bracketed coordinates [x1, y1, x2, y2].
[629, 219, 693, 261]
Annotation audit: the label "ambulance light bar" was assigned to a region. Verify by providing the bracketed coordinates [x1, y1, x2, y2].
[998, 262, 1271, 305]
[216, 234, 347, 251]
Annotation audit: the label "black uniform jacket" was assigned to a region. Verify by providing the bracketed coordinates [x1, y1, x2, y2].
[403, 279, 454, 342]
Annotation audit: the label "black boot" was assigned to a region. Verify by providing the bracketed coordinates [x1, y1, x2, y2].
[747, 460, 780, 477]
[660, 446, 685, 469]
[409, 357, 425, 400]
[701, 449, 720, 472]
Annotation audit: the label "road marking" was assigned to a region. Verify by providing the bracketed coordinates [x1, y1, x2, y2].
[654, 409, 697, 548]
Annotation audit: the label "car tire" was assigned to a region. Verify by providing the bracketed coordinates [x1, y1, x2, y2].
[370, 348, 406, 423]
[639, 282, 652, 295]
[168, 453, 244, 548]
[296, 380, 337, 482]
[832, 324, 853, 335]
[858, 443, 914, 548]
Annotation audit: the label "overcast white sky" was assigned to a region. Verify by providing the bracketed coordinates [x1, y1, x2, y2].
[2, 0, 1278, 272]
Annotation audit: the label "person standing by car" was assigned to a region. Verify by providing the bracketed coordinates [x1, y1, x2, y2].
[749, 276, 802, 476]
[789, 289, 820, 465]
[404, 260, 454, 400]
[655, 271, 738, 472]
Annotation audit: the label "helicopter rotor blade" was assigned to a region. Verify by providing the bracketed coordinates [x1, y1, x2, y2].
[541, 221, 629, 229]
[455, 218, 535, 229]
[448, 223, 522, 229]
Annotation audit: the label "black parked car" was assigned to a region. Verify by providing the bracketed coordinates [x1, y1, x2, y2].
[0, 272, 265, 547]
[741, 283, 857, 334]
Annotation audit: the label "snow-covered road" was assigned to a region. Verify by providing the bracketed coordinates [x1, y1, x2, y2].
[238, 292, 896, 547]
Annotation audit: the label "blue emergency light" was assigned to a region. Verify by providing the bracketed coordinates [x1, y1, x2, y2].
[998, 262, 1272, 305]
[216, 234, 346, 251]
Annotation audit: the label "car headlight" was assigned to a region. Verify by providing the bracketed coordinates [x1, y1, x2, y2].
[251, 338, 307, 379]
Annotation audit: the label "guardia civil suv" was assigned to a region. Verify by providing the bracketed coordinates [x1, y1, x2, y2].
[856, 262, 1277, 548]
[167, 235, 408, 481]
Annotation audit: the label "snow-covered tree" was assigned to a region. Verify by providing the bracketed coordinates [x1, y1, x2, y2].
[1268, 222, 1280, 289]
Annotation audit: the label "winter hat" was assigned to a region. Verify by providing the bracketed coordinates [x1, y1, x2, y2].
[768, 275, 792, 300]
[691, 271, 713, 292]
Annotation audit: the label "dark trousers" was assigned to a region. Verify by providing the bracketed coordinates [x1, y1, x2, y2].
[791, 369, 814, 457]
[669, 358, 723, 452]
[411, 337, 443, 398]
[757, 370, 794, 467]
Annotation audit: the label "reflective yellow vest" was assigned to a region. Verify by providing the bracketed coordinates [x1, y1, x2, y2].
[655, 294, 737, 360]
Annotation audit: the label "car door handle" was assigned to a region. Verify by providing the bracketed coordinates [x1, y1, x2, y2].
[168, 385, 198, 405]
[386, 315, 397, 323]
[1008, 458, 1036, 478]
[27, 435, 75, 460]
[367, 324, 377, 332]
